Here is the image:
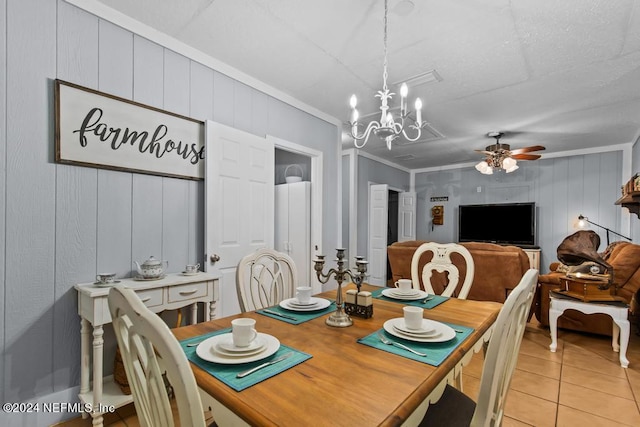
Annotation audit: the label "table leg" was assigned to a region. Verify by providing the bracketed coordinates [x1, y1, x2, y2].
[191, 302, 198, 325]
[92, 325, 104, 427]
[612, 319, 630, 368]
[612, 322, 620, 353]
[549, 306, 562, 353]
[80, 319, 90, 419]
[209, 300, 217, 320]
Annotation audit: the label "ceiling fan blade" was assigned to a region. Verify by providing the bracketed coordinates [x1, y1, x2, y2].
[510, 145, 546, 155]
[475, 150, 493, 155]
[511, 153, 541, 160]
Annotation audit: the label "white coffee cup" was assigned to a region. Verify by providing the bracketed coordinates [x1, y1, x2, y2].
[394, 279, 413, 293]
[296, 286, 312, 304]
[185, 263, 200, 274]
[403, 306, 424, 330]
[231, 318, 258, 348]
[96, 273, 116, 284]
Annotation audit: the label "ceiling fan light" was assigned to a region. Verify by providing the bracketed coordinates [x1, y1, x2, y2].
[475, 161, 489, 172]
[503, 157, 518, 172]
[505, 164, 519, 173]
[482, 166, 494, 175]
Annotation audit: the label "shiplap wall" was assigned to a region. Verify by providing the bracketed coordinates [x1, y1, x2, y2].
[1, 0, 339, 408]
[415, 151, 625, 273]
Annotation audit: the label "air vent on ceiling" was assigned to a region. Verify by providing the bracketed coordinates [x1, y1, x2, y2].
[393, 69, 442, 88]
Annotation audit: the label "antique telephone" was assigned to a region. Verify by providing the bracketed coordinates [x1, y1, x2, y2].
[431, 205, 444, 230]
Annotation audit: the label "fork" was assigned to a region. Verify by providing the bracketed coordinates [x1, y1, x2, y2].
[376, 332, 427, 357]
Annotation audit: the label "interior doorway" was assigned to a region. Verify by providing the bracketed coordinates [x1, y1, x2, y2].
[387, 190, 399, 285]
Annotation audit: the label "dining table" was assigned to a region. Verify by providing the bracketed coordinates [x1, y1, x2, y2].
[172, 284, 502, 427]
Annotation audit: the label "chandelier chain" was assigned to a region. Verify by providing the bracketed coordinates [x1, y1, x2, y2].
[382, 0, 389, 92]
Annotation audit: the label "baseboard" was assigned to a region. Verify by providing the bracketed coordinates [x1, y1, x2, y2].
[0, 385, 81, 426]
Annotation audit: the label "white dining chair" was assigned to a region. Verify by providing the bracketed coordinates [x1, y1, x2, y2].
[108, 284, 208, 427]
[418, 268, 539, 427]
[236, 247, 298, 312]
[411, 242, 475, 299]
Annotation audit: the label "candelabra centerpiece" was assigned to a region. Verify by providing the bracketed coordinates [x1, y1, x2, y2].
[313, 249, 368, 327]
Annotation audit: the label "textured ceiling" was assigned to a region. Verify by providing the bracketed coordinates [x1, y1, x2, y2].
[95, 0, 640, 169]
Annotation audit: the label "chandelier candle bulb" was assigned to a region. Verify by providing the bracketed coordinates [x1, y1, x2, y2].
[415, 98, 423, 125]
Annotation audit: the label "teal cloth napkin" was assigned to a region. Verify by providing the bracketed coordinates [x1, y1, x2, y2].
[180, 328, 312, 391]
[357, 323, 473, 366]
[371, 288, 448, 309]
[257, 300, 335, 324]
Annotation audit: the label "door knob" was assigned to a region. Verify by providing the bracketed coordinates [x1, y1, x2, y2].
[210, 254, 220, 264]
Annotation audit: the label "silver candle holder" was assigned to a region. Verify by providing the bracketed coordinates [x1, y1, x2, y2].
[313, 249, 368, 327]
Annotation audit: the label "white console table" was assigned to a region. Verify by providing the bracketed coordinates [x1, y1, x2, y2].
[75, 272, 220, 427]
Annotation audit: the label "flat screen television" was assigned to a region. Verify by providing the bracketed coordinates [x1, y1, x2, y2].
[458, 202, 536, 247]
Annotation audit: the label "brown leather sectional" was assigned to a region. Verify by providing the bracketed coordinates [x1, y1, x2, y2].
[387, 240, 531, 303]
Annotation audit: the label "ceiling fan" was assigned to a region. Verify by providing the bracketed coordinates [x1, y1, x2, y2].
[475, 132, 545, 174]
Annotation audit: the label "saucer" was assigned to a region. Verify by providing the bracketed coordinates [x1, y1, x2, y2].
[280, 297, 331, 312]
[93, 280, 121, 287]
[383, 318, 455, 343]
[181, 271, 200, 276]
[196, 333, 280, 364]
[381, 288, 428, 300]
[217, 336, 265, 353]
[287, 299, 318, 307]
[393, 319, 437, 335]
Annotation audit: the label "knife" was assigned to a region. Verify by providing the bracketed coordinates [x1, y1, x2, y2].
[236, 352, 294, 378]
[263, 309, 299, 321]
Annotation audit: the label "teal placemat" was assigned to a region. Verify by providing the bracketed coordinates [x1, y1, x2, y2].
[371, 288, 449, 309]
[180, 329, 312, 391]
[257, 300, 335, 324]
[357, 323, 473, 366]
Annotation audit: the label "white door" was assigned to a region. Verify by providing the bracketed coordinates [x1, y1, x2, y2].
[368, 184, 389, 286]
[205, 121, 274, 317]
[398, 192, 417, 241]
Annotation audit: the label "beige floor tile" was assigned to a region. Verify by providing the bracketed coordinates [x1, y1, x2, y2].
[504, 389, 558, 427]
[559, 382, 640, 425]
[462, 374, 481, 401]
[462, 349, 485, 379]
[501, 416, 535, 426]
[561, 364, 635, 399]
[557, 404, 634, 427]
[562, 343, 627, 379]
[519, 331, 563, 363]
[516, 353, 562, 380]
[510, 368, 560, 402]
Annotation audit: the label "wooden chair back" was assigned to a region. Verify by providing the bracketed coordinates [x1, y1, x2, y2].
[411, 242, 475, 298]
[236, 247, 298, 312]
[108, 285, 206, 427]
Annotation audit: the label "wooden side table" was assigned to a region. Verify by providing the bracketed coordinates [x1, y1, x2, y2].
[75, 272, 219, 427]
[549, 294, 630, 368]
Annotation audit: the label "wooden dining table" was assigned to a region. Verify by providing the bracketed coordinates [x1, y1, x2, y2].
[173, 284, 502, 427]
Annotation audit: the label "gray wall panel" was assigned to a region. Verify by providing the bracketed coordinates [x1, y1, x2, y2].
[4, 0, 57, 401]
[413, 152, 624, 273]
[0, 0, 6, 405]
[53, 1, 99, 392]
[1, 1, 339, 410]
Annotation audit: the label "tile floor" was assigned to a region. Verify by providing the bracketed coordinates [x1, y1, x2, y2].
[54, 319, 640, 427]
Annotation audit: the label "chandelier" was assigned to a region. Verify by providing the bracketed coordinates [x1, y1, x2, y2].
[348, 0, 426, 150]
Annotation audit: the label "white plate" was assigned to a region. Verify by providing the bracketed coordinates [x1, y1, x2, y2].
[383, 318, 456, 343]
[287, 299, 319, 307]
[196, 333, 279, 364]
[381, 288, 428, 301]
[389, 288, 421, 296]
[279, 297, 331, 311]
[392, 319, 437, 336]
[217, 335, 265, 353]
[133, 275, 166, 281]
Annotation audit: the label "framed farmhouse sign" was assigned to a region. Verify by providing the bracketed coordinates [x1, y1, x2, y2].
[55, 79, 205, 180]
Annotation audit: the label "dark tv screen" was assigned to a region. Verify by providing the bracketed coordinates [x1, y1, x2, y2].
[458, 203, 536, 247]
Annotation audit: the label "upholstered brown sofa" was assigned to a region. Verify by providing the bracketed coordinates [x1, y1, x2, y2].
[534, 241, 640, 336]
[387, 241, 531, 303]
